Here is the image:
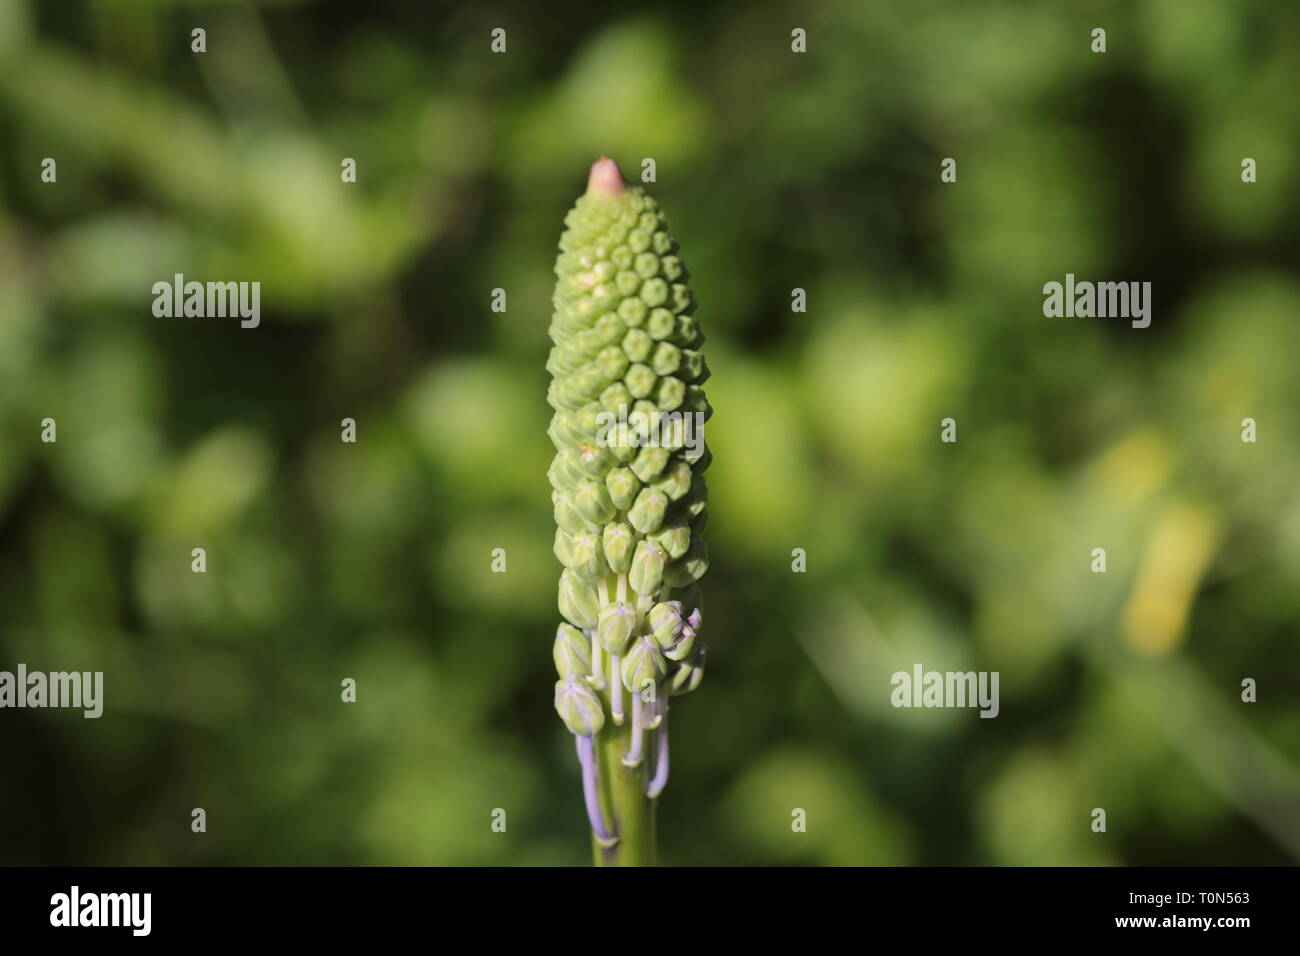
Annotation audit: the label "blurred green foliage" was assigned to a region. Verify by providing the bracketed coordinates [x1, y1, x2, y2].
[1, 0, 1298, 865]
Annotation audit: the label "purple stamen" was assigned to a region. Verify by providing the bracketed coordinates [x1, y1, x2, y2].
[623, 687, 645, 767]
[610, 656, 624, 724]
[647, 697, 669, 799]
[588, 627, 605, 690]
[576, 734, 616, 843]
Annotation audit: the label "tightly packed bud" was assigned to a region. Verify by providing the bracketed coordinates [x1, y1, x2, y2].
[605, 468, 640, 511]
[629, 540, 668, 596]
[569, 531, 608, 582]
[628, 487, 669, 535]
[558, 568, 599, 629]
[555, 675, 606, 736]
[621, 635, 668, 695]
[664, 623, 696, 662]
[650, 520, 691, 560]
[667, 645, 706, 696]
[663, 536, 708, 588]
[648, 601, 684, 647]
[602, 522, 635, 574]
[553, 623, 592, 677]
[598, 601, 638, 656]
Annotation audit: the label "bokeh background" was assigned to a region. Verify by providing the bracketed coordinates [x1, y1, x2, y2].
[2, 0, 1298, 865]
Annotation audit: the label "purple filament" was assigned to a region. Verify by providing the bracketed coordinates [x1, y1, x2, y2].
[623, 688, 645, 767]
[647, 697, 669, 799]
[576, 734, 614, 842]
[610, 656, 624, 724]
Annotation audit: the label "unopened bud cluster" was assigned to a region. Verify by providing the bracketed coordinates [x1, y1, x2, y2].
[547, 161, 711, 767]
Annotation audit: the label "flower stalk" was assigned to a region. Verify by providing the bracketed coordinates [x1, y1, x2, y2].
[548, 157, 711, 866]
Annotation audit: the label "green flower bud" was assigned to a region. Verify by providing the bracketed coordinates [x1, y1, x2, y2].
[676, 473, 707, 519]
[628, 487, 669, 535]
[597, 601, 637, 656]
[663, 535, 709, 588]
[651, 342, 681, 377]
[554, 491, 595, 535]
[569, 531, 608, 582]
[653, 460, 693, 501]
[546, 458, 566, 492]
[595, 344, 630, 381]
[607, 435, 637, 463]
[592, 284, 618, 311]
[570, 366, 606, 403]
[621, 636, 667, 694]
[600, 382, 633, 415]
[622, 328, 653, 363]
[605, 467, 641, 511]
[548, 380, 576, 410]
[615, 269, 641, 297]
[629, 539, 668, 597]
[618, 296, 648, 326]
[625, 363, 657, 399]
[630, 446, 669, 483]
[648, 601, 684, 647]
[551, 448, 585, 487]
[548, 411, 574, 445]
[663, 625, 696, 662]
[676, 316, 702, 348]
[576, 402, 605, 435]
[656, 376, 686, 412]
[546, 349, 575, 379]
[667, 646, 706, 696]
[671, 283, 692, 314]
[682, 386, 712, 421]
[558, 568, 600, 629]
[574, 439, 613, 477]
[553, 528, 576, 568]
[679, 349, 708, 383]
[634, 251, 660, 278]
[572, 478, 615, 524]
[602, 521, 636, 574]
[593, 313, 627, 346]
[650, 519, 691, 560]
[553, 623, 591, 677]
[555, 675, 605, 736]
[646, 307, 676, 340]
[691, 507, 709, 534]
[639, 277, 669, 308]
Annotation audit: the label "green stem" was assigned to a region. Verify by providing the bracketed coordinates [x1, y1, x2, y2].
[591, 700, 655, 866]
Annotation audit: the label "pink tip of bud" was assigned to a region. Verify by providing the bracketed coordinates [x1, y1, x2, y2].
[587, 156, 626, 198]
